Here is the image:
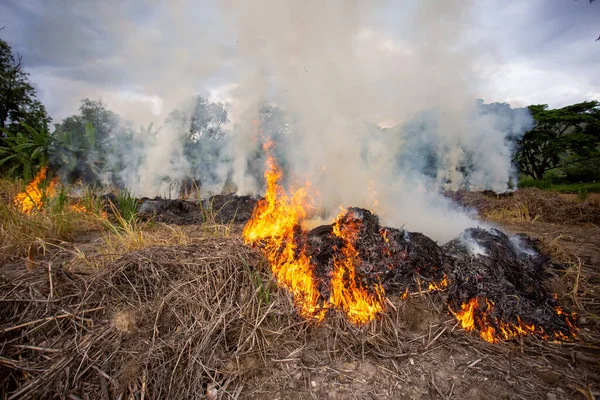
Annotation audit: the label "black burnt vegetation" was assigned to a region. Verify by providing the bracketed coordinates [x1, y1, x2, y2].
[302, 208, 576, 340]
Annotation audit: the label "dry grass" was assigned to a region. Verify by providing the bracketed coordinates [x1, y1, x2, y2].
[540, 235, 598, 321]
[1, 236, 598, 399]
[102, 223, 191, 254]
[0, 238, 276, 398]
[0, 179, 105, 262]
[197, 196, 237, 237]
[100, 203, 192, 258]
[1, 182, 599, 398]
[447, 188, 600, 225]
[0, 178, 236, 276]
[483, 201, 541, 223]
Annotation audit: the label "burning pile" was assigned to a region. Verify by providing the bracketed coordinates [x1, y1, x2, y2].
[243, 146, 577, 343]
[443, 228, 577, 342]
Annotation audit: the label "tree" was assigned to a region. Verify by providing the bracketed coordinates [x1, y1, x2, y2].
[52, 99, 122, 183]
[165, 96, 230, 188]
[165, 95, 228, 142]
[56, 99, 120, 147]
[0, 37, 50, 133]
[516, 101, 600, 180]
[51, 121, 102, 183]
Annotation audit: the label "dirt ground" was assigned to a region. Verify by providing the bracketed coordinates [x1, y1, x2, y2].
[1, 191, 599, 399]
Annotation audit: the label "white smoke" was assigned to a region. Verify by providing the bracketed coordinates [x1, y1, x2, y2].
[217, 0, 532, 242]
[27, 0, 534, 243]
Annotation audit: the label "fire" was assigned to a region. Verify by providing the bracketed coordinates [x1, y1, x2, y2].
[452, 297, 577, 344]
[242, 141, 325, 321]
[242, 136, 577, 336]
[428, 276, 448, 291]
[379, 228, 389, 243]
[400, 288, 409, 300]
[242, 143, 385, 324]
[14, 167, 105, 218]
[70, 203, 88, 213]
[330, 209, 384, 324]
[14, 167, 57, 214]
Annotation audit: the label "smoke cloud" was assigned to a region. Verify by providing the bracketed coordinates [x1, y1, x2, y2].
[219, 0, 532, 242]
[25, 0, 534, 243]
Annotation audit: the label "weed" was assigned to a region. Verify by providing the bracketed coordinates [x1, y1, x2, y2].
[196, 196, 235, 237]
[577, 189, 590, 201]
[114, 189, 138, 223]
[242, 256, 273, 305]
[100, 198, 189, 256]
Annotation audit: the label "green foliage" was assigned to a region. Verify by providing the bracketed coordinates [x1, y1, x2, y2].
[114, 189, 138, 224]
[550, 182, 600, 194]
[516, 101, 600, 181]
[518, 176, 600, 193]
[166, 96, 230, 186]
[0, 37, 51, 179]
[56, 99, 120, 146]
[577, 189, 590, 200]
[0, 121, 53, 179]
[561, 154, 600, 182]
[241, 257, 273, 305]
[52, 121, 102, 183]
[103, 123, 153, 189]
[49, 184, 69, 214]
[0, 38, 50, 133]
[519, 175, 553, 190]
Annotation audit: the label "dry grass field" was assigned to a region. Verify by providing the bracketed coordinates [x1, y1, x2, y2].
[1, 183, 599, 400]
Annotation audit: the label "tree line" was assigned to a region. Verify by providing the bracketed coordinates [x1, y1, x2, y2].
[1, 36, 599, 189]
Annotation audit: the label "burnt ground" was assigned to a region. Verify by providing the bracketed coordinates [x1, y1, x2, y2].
[137, 194, 258, 225]
[1, 192, 599, 399]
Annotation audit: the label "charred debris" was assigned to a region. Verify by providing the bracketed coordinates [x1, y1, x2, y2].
[293, 207, 576, 342]
[113, 193, 260, 224]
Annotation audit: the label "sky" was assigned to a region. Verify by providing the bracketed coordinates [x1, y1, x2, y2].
[0, 0, 598, 125]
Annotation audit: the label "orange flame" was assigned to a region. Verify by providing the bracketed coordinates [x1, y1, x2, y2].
[69, 203, 88, 213]
[400, 288, 409, 301]
[330, 209, 385, 324]
[242, 142, 325, 321]
[14, 168, 105, 218]
[14, 167, 57, 214]
[452, 297, 577, 343]
[379, 228, 389, 243]
[428, 276, 448, 292]
[242, 142, 385, 324]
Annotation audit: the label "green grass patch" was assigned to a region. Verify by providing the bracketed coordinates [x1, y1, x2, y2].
[519, 176, 600, 194]
[549, 182, 600, 194]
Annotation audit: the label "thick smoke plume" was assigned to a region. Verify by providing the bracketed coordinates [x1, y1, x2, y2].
[221, 0, 532, 242]
[27, 0, 533, 243]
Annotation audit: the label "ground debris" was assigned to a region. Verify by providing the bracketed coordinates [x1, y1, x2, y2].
[443, 227, 576, 341]
[446, 188, 600, 224]
[136, 194, 258, 225]
[305, 207, 447, 297]
[298, 207, 576, 341]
